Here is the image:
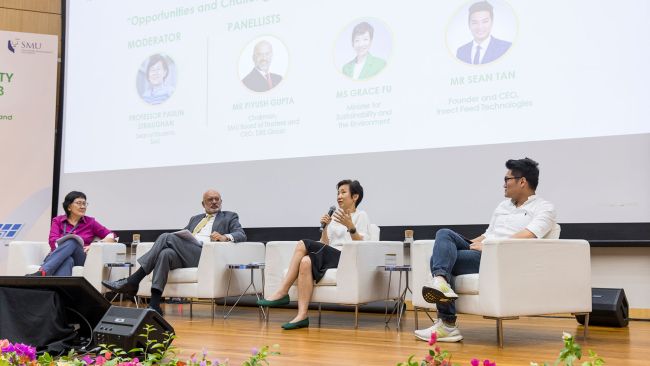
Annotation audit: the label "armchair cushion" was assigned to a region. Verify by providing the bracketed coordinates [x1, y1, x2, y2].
[454, 274, 479, 295]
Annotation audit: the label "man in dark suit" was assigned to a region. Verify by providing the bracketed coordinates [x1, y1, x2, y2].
[456, 1, 511, 65]
[102, 189, 246, 315]
[242, 40, 283, 92]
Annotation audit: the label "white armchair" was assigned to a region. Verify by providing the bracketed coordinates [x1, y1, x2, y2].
[264, 228, 404, 328]
[6, 241, 126, 293]
[134, 241, 265, 319]
[412, 235, 592, 347]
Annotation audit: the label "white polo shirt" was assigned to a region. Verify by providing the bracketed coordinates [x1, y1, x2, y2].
[483, 195, 557, 240]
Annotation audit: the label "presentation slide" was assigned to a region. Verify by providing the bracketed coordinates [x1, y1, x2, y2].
[60, 0, 650, 230]
[62, 0, 649, 173]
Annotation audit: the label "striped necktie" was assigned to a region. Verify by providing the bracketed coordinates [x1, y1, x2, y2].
[192, 214, 214, 234]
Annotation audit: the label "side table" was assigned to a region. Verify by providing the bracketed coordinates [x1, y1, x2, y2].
[104, 262, 139, 308]
[223, 263, 266, 320]
[378, 264, 412, 329]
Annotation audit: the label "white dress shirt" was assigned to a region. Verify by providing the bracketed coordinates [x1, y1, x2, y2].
[327, 209, 371, 248]
[483, 195, 557, 240]
[194, 214, 234, 243]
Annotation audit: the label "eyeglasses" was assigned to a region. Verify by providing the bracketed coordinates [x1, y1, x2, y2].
[72, 201, 89, 207]
[503, 176, 522, 183]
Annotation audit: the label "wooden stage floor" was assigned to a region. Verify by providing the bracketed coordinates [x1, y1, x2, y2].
[146, 302, 649, 365]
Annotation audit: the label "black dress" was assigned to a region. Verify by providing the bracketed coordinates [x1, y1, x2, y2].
[302, 239, 341, 283]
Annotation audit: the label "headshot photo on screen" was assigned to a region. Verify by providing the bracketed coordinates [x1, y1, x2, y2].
[448, 0, 517, 65]
[239, 36, 288, 93]
[136, 53, 177, 105]
[335, 18, 391, 81]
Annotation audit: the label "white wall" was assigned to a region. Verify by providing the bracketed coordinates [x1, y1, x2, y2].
[591, 248, 650, 311]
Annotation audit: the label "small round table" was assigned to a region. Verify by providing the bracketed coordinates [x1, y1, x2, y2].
[378, 264, 412, 329]
[223, 263, 266, 320]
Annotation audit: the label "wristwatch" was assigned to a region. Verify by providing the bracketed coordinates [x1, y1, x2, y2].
[348, 227, 357, 234]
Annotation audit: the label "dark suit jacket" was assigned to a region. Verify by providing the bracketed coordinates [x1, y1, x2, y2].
[456, 36, 511, 64]
[242, 69, 282, 92]
[183, 211, 247, 242]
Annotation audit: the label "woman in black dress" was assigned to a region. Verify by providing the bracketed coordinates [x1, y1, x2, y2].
[258, 179, 371, 329]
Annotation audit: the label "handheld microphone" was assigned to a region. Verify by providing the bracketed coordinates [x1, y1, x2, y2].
[320, 206, 337, 232]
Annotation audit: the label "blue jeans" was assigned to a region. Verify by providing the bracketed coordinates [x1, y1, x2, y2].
[41, 239, 86, 276]
[429, 228, 481, 323]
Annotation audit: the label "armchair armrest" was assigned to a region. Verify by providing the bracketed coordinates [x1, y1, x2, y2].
[83, 242, 126, 292]
[196, 241, 265, 298]
[264, 241, 297, 297]
[6, 241, 50, 275]
[333, 241, 404, 304]
[479, 239, 592, 317]
[134, 242, 155, 270]
[411, 240, 436, 309]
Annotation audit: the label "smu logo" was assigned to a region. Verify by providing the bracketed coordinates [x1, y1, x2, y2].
[7, 38, 45, 54]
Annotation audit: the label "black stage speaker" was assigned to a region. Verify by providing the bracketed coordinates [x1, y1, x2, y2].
[93, 306, 174, 352]
[576, 288, 629, 327]
[0, 276, 111, 349]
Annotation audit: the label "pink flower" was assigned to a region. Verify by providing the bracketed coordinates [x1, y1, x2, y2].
[0, 339, 9, 349]
[471, 359, 480, 366]
[425, 355, 433, 362]
[82, 355, 93, 364]
[434, 346, 441, 354]
[483, 360, 496, 366]
[428, 332, 437, 346]
[95, 356, 106, 366]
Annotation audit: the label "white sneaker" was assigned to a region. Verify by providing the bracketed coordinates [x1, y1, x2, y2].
[422, 276, 458, 304]
[414, 318, 463, 343]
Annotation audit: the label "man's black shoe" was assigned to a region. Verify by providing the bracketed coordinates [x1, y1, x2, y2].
[102, 278, 138, 296]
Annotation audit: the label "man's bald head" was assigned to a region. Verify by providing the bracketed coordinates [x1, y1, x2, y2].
[202, 189, 222, 214]
[253, 41, 273, 73]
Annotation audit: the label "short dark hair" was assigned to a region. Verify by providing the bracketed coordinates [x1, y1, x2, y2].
[147, 54, 169, 77]
[337, 179, 364, 207]
[62, 191, 87, 216]
[351, 22, 374, 44]
[505, 158, 539, 190]
[468, 1, 494, 21]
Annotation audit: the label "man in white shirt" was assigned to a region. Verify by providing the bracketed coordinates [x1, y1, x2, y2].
[414, 158, 556, 342]
[102, 189, 246, 315]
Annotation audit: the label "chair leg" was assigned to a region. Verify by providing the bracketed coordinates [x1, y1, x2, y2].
[496, 318, 504, 348]
[211, 299, 215, 321]
[190, 300, 193, 319]
[318, 303, 322, 327]
[354, 305, 359, 329]
[484, 316, 518, 348]
[574, 312, 590, 340]
[414, 307, 419, 329]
